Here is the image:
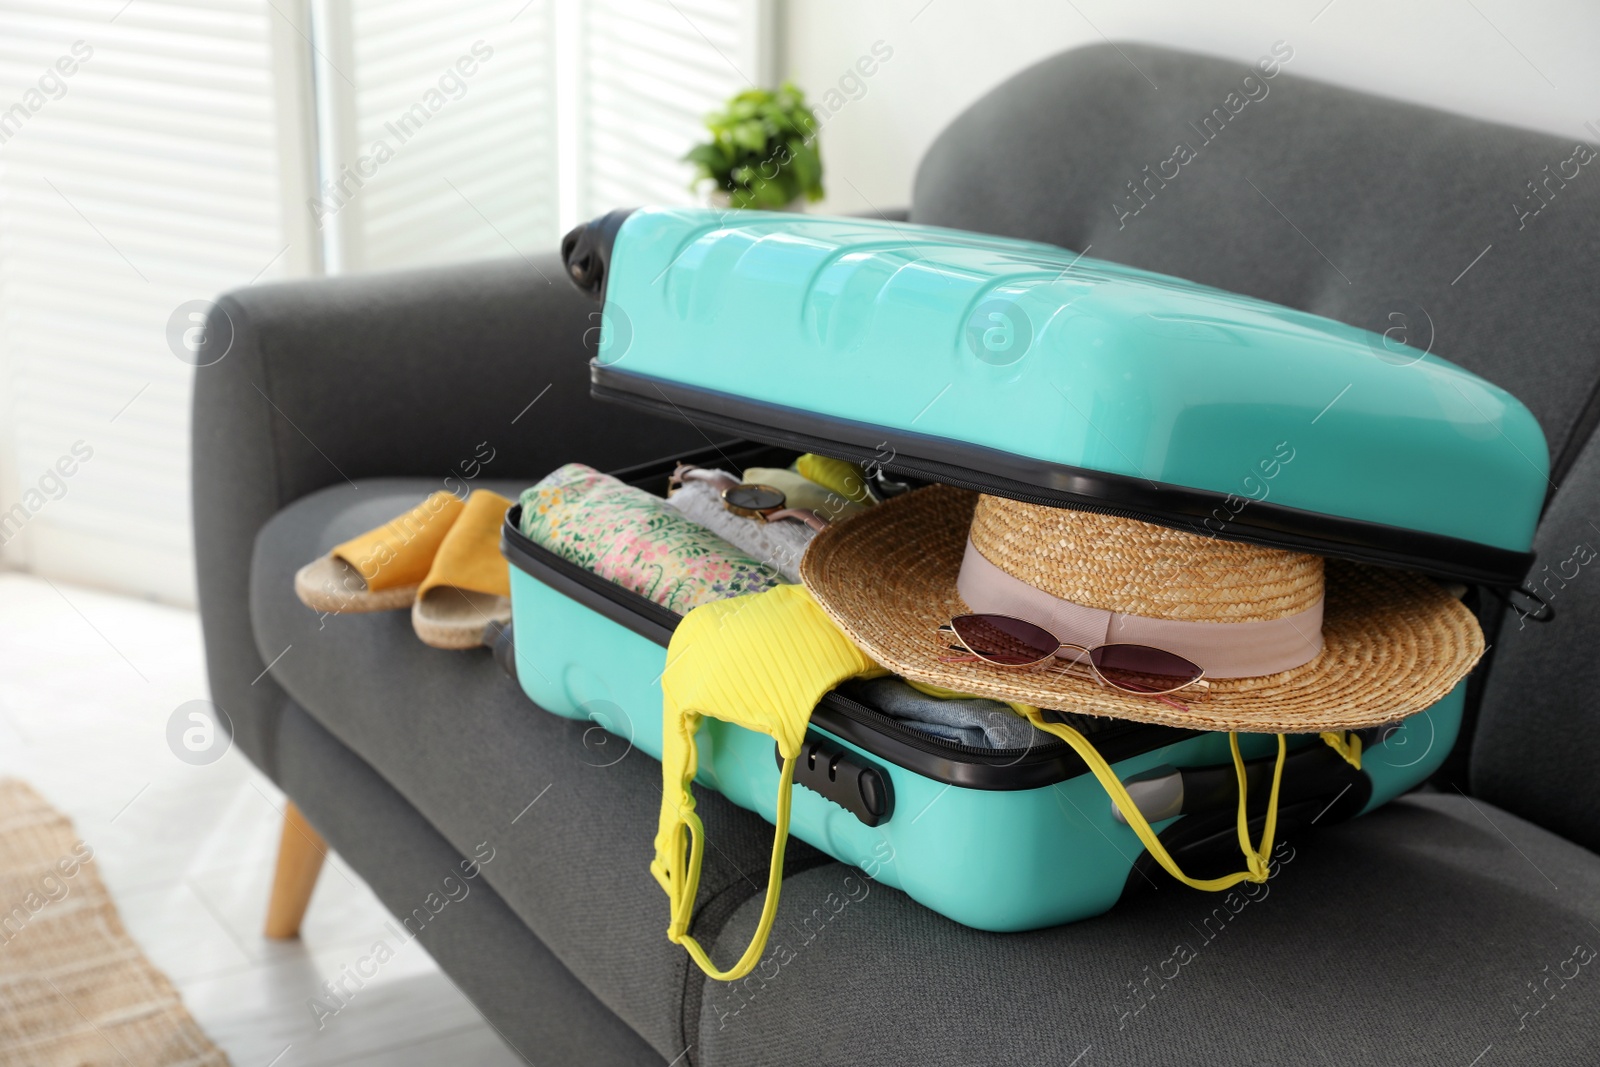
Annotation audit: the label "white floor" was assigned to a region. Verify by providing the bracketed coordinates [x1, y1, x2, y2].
[0, 572, 523, 1066]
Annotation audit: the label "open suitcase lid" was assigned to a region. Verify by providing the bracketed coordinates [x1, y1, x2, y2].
[562, 207, 1547, 589]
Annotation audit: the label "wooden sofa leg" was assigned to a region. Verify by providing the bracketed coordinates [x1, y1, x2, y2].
[264, 802, 327, 939]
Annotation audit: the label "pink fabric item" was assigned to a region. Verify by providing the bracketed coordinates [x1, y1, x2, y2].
[955, 538, 1324, 678]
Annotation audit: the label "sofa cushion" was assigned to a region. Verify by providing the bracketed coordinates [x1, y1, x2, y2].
[250, 478, 833, 1061]
[1473, 418, 1600, 848]
[697, 793, 1600, 1066]
[254, 481, 1600, 1067]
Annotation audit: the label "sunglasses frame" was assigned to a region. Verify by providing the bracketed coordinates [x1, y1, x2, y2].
[938, 614, 1209, 698]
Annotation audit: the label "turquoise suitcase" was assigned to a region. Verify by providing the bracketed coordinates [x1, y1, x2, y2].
[499, 207, 1547, 932]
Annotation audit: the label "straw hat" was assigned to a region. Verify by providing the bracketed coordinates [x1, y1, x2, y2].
[800, 485, 1485, 733]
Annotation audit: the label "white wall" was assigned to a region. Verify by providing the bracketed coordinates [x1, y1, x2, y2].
[781, 0, 1600, 216]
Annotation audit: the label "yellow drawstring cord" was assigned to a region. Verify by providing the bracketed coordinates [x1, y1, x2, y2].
[1320, 730, 1362, 770]
[1019, 705, 1286, 890]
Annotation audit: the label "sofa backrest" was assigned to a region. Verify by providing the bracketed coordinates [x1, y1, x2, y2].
[910, 42, 1600, 846]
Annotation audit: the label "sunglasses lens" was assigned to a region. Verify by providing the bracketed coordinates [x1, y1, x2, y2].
[949, 614, 1058, 666]
[1089, 644, 1203, 694]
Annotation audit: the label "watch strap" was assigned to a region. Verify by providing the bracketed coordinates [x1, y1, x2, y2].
[766, 508, 829, 531]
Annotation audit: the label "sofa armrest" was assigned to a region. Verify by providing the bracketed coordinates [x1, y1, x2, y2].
[192, 254, 704, 777]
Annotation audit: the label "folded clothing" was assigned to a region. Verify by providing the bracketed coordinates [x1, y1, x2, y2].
[664, 476, 818, 582]
[519, 463, 787, 614]
[840, 676, 1045, 749]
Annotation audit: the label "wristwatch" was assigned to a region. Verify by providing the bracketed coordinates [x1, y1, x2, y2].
[670, 466, 829, 531]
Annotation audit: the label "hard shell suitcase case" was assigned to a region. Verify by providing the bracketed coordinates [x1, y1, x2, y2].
[501, 207, 1547, 931]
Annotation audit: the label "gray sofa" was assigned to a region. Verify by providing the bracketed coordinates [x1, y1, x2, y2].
[194, 44, 1600, 1065]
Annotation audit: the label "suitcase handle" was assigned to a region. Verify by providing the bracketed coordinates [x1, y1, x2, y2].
[560, 208, 634, 299]
[774, 732, 894, 827]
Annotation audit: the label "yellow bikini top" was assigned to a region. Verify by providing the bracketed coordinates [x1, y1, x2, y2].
[653, 584, 880, 981]
[653, 583, 1289, 982]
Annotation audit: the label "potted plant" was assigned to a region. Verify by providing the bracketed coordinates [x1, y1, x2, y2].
[684, 81, 824, 210]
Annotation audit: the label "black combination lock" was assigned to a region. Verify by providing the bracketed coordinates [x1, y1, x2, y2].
[775, 732, 894, 827]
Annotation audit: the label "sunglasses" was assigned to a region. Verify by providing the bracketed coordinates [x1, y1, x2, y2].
[937, 613, 1209, 708]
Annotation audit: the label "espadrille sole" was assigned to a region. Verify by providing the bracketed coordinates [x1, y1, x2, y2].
[412, 588, 511, 649]
[294, 555, 419, 614]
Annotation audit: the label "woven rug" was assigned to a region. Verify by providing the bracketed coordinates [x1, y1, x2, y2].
[0, 779, 228, 1066]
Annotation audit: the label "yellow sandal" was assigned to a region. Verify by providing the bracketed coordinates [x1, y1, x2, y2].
[295, 491, 465, 614]
[412, 490, 514, 649]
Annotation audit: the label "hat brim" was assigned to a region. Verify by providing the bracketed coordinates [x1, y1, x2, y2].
[801, 485, 1485, 733]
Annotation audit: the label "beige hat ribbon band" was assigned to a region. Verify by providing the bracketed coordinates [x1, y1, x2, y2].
[956, 538, 1325, 679]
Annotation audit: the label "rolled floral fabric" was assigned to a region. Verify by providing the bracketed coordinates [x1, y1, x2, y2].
[519, 463, 788, 613]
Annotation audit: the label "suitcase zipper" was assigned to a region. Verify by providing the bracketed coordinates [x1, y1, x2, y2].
[591, 365, 1536, 589]
[812, 689, 1202, 790]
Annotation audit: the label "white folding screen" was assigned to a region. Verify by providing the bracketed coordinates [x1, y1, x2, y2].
[0, 0, 770, 604]
[572, 0, 771, 223]
[312, 0, 770, 267]
[0, 0, 313, 603]
[314, 0, 560, 273]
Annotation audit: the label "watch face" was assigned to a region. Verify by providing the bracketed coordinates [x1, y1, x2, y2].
[724, 484, 786, 512]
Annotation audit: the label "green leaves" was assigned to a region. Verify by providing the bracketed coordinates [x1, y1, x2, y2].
[683, 80, 824, 208]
